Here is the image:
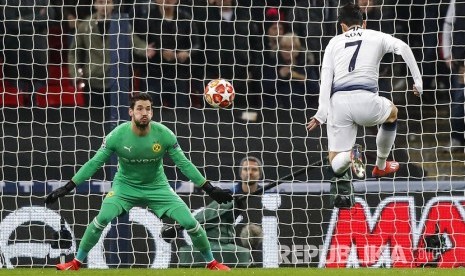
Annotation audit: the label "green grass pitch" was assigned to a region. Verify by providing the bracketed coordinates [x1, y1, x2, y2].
[1, 268, 465, 276]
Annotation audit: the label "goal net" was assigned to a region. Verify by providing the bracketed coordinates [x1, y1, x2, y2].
[0, 0, 463, 269]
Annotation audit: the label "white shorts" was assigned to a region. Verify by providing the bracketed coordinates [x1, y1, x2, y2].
[327, 90, 393, 152]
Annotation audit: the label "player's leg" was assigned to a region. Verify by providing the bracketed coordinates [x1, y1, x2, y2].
[327, 92, 365, 179]
[77, 203, 125, 261]
[375, 102, 398, 167]
[155, 199, 230, 270]
[56, 193, 131, 270]
[327, 100, 359, 208]
[328, 144, 364, 179]
[373, 101, 400, 177]
[168, 205, 211, 259]
[350, 92, 400, 177]
[328, 151, 358, 209]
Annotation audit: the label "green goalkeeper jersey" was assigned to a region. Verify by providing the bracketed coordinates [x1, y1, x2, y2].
[72, 121, 206, 188]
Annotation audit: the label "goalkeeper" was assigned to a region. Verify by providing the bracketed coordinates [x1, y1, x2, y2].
[45, 93, 233, 271]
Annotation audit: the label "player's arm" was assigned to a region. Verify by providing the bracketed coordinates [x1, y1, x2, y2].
[166, 130, 233, 204]
[307, 42, 334, 131]
[71, 146, 113, 185]
[168, 146, 233, 204]
[45, 133, 115, 205]
[384, 34, 423, 96]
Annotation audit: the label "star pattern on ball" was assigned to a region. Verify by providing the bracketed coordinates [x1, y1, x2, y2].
[204, 79, 235, 108]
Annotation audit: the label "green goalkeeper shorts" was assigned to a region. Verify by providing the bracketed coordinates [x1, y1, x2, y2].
[102, 181, 188, 218]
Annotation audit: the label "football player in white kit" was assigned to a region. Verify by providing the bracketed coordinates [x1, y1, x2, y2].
[307, 3, 422, 208]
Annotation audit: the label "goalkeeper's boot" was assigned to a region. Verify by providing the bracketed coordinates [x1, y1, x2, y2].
[330, 171, 354, 209]
[56, 259, 81, 270]
[351, 144, 365, 178]
[372, 161, 399, 178]
[207, 260, 231, 271]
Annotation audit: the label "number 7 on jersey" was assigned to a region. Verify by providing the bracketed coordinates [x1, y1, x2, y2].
[345, 40, 362, 72]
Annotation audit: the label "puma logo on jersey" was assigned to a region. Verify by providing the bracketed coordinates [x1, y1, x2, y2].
[124, 146, 132, 152]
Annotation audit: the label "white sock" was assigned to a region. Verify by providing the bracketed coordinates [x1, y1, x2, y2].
[376, 126, 397, 170]
[331, 151, 351, 176]
[376, 156, 387, 170]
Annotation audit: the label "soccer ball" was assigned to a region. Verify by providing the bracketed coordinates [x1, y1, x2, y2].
[204, 79, 235, 108]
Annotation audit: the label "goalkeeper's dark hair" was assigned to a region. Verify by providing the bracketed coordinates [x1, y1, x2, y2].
[238, 156, 263, 180]
[130, 93, 153, 109]
[337, 2, 364, 26]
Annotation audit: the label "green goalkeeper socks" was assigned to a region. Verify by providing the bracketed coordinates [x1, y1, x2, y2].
[76, 249, 89, 263]
[76, 219, 105, 261]
[187, 223, 214, 262]
[75, 202, 122, 262]
[170, 204, 215, 263]
[200, 250, 215, 263]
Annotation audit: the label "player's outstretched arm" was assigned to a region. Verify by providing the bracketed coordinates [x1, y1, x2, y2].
[388, 37, 423, 96]
[45, 180, 76, 205]
[201, 181, 233, 204]
[45, 139, 113, 205]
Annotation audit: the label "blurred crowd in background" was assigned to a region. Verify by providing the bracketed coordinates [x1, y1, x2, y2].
[0, 0, 463, 148]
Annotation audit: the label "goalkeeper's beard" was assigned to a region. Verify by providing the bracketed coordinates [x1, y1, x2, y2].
[134, 118, 150, 130]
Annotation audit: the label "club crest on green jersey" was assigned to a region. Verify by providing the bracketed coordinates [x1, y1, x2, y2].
[152, 143, 161, 153]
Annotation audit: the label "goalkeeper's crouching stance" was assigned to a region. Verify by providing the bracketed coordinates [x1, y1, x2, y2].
[45, 93, 233, 271]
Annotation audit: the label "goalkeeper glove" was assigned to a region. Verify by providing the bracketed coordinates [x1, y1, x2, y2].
[201, 181, 233, 204]
[45, 180, 76, 205]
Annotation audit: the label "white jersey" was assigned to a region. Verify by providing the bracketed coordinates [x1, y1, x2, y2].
[314, 27, 423, 124]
